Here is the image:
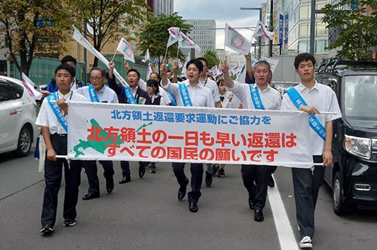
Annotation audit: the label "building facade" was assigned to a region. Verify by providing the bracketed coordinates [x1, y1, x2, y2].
[147, 0, 174, 16]
[184, 19, 216, 56]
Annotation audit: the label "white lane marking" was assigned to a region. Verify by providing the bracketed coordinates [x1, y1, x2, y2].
[268, 181, 299, 250]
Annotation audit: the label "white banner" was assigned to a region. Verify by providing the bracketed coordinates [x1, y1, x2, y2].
[67, 102, 313, 168]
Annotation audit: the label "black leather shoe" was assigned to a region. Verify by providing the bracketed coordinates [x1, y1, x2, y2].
[248, 197, 255, 210]
[139, 165, 146, 178]
[106, 177, 114, 193]
[254, 209, 264, 222]
[119, 175, 131, 184]
[178, 178, 189, 201]
[205, 172, 213, 186]
[189, 202, 199, 213]
[40, 224, 54, 235]
[268, 175, 275, 188]
[82, 192, 100, 200]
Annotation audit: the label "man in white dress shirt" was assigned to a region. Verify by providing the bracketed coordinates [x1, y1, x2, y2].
[36, 64, 86, 235]
[161, 59, 214, 213]
[77, 67, 119, 200]
[221, 60, 281, 222]
[281, 53, 341, 249]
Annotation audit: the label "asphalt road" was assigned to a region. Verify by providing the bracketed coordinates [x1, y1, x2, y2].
[0, 147, 376, 250]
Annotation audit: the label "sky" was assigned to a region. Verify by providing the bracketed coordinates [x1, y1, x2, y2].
[174, 0, 267, 51]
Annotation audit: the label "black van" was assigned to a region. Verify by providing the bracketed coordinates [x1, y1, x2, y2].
[316, 59, 377, 215]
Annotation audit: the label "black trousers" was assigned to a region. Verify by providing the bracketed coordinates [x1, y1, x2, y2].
[83, 160, 114, 194]
[41, 134, 82, 227]
[172, 163, 203, 203]
[120, 161, 149, 177]
[241, 164, 277, 210]
[292, 156, 325, 238]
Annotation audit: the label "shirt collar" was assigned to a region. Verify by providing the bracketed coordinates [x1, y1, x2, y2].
[186, 80, 203, 89]
[297, 81, 319, 92]
[96, 85, 106, 94]
[57, 90, 72, 99]
[254, 83, 271, 93]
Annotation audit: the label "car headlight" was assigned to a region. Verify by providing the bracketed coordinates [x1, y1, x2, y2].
[372, 139, 377, 150]
[344, 135, 371, 159]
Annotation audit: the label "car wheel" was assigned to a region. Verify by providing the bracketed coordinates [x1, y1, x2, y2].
[333, 171, 352, 216]
[15, 125, 32, 157]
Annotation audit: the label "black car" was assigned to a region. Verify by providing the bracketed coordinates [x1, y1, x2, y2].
[316, 60, 377, 215]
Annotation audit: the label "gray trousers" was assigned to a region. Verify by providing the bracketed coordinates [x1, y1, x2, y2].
[292, 156, 325, 238]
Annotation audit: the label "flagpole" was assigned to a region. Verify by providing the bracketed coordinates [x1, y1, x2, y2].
[162, 43, 169, 64]
[111, 50, 117, 62]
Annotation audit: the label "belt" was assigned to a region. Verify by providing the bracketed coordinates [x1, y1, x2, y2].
[52, 133, 67, 137]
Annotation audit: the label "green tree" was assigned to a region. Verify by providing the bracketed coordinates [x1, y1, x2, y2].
[203, 50, 220, 69]
[0, 0, 72, 76]
[72, 0, 147, 67]
[322, 0, 377, 61]
[138, 12, 192, 70]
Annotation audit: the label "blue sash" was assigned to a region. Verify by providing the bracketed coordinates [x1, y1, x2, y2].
[124, 86, 137, 104]
[286, 88, 326, 141]
[167, 92, 177, 106]
[88, 85, 100, 103]
[178, 83, 193, 107]
[47, 93, 68, 133]
[249, 84, 265, 110]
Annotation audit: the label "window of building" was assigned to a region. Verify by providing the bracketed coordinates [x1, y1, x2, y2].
[299, 23, 309, 36]
[315, 40, 328, 53]
[316, 23, 328, 35]
[300, 5, 310, 19]
[298, 40, 309, 53]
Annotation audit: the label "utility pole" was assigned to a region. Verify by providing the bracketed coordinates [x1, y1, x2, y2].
[269, 0, 273, 57]
[83, 20, 87, 84]
[309, 0, 316, 54]
[240, 7, 262, 58]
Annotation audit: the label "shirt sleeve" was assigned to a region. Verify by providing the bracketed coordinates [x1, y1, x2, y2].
[159, 87, 171, 105]
[206, 89, 215, 108]
[281, 93, 296, 111]
[138, 79, 147, 91]
[227, 81, 248, 105]
[36, 99, 49, 127]
[162, 80, 180, 100]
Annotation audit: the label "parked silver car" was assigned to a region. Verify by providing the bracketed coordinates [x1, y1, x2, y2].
[0, 75, 38, 156]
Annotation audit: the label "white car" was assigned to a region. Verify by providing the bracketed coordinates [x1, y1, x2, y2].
[0, 75, 38, 156]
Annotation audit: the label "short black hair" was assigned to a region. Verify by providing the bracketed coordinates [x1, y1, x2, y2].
[150, 72, 161, 81]
[216, 79, 224, 86]
[197, 57, 208, 66]
[127, 69, 141, 79]
[90, 67, 106, 77]
[61, 55, 77, 65]
[294, 53, 316, 69]
[146, 79, 160, 94]
[186, 59, 204, 73]
[55, 64, 76, 77]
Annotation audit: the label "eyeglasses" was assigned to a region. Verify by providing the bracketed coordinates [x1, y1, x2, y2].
[90, 76, 104, 81]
